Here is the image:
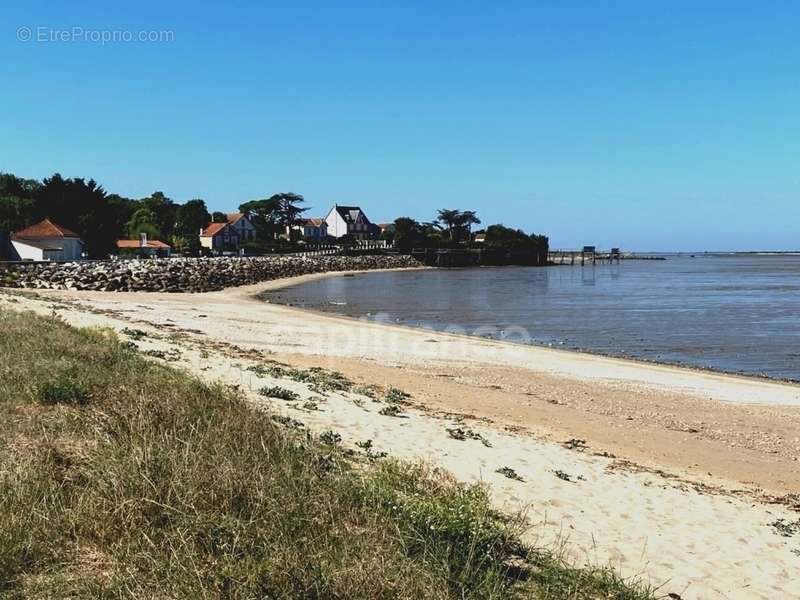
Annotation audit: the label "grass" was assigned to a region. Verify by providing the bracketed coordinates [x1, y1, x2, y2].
[0, 308, 657, 599]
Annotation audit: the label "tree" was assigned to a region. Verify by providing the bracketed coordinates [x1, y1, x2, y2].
[240, 193, 307, 239]
[482, 224, 549, 265]
[0, 173, 40, 201]
[391, 217, 422, 251]
[272, 193, 308, 230]
[139, 192, 178, 238]
[35, 173, 122, 258]
[212, 211, 228, 223]
[174, 199, 211, 237]
[0, 196, 35, 232]
[455, 210, 481, 240]
[172, 199, 210, 256]
[239, 197, 281, 239]
[436, 209, 461, 241]
[126, 208, 162, 240]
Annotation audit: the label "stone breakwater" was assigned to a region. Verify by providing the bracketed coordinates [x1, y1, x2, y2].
[0, 255, 423, 293]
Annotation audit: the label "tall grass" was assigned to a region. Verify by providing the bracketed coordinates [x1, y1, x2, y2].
[0, 308, 656, 599]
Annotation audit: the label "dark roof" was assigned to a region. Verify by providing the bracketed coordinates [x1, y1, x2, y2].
[13, 219, 81, 239]
[334, 205, 370, 224]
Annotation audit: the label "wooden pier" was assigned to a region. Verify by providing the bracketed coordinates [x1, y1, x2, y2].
[548, 246, 623, 265]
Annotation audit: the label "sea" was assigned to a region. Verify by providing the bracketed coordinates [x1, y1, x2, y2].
[264, 254, 800, 381]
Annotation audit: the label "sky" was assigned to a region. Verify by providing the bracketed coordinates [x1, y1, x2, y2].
[1, 1, 799, 251]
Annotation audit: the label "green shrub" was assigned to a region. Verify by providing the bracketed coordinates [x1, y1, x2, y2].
[258, 385, 300, 401]
[38, 377, 90, 405]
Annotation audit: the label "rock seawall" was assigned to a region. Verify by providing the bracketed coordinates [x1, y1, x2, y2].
[0, 255, 423, 293]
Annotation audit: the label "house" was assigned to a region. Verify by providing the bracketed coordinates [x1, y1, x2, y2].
[226, 213, 257, 241]
[473, 233, 486, 244]
[11, 219, 85, 261]
[294, 218, 328, 241]
[200, 222, 240, 252]
[116, 233, 171, 258]
[324, 205, 379, 239]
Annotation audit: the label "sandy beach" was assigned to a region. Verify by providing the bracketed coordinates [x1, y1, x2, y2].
[3, 270, 799, 600]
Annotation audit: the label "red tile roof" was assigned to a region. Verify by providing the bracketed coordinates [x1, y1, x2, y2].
[226, 213, 245, 225]
[200, 222, 229, 237]
[13, 219, 80, 239]
[116, 239, 171, 249]
[304, 218, 325, 227]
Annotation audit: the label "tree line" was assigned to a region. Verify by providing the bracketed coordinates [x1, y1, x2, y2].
[382, 209, 549, 259]
[1, 171, 548, 261]
[0, 172, 309, 258]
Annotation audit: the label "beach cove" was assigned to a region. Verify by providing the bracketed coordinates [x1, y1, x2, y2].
[2, 266, 799, 599]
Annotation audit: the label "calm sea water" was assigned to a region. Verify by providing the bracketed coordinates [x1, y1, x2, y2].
[265, 255, 800, 381]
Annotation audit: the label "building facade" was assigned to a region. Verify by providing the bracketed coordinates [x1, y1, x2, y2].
[294, 218, 328, 241]
[226, 213, 257, 241]
[324, 205, 378, 239]
[11, 219, 85, 261]
[200, 223, 240, 251]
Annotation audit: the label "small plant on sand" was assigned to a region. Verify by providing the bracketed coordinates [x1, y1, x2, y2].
[495, 467, 524, 482]
[143, 348, 181, 361]
[357, 439, 388, 460]
[379, 405, 405, 417]
[769, 518, 800, 538]
[563, 438, 588, 451]
[248, 363, 354, 394]
[258, 386, 299, 401]
[320, 430, 342, 445]
[352, 384, 379, 399]
[120, 327, 147, 340]
[38, 377, 90, 406]
[302, 400, 320, 411]
[447, 427, 492, 447]
[553, 469, 585, 483]
[304, 367, 353, 394]
[270, 414, 305, 429]
[385, 387, 411, 405]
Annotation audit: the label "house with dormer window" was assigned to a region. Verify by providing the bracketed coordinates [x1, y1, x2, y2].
[324, 205, 379, 240]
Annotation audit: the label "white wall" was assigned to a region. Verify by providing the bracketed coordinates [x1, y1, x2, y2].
[324, 208, 347, 238]
[11, 241, 44, 261]
[11, 238, 83, 261]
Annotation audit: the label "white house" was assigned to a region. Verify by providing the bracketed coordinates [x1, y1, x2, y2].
[11, 219, 85, 261]
[324, 205, 379, 239]
[226, 213, 257, 241]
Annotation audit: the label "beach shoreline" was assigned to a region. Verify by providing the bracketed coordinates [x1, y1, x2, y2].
[255, 268, 800, 388]
[2, 273, 800, 599]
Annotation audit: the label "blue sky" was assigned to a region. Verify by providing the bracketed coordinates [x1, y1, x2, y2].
[1, 1, 799, 251]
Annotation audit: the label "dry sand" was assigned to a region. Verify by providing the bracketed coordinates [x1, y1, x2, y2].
[3, 270, 799, 600]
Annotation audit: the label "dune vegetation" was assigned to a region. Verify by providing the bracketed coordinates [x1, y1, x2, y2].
[0, 307, 655, 599]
